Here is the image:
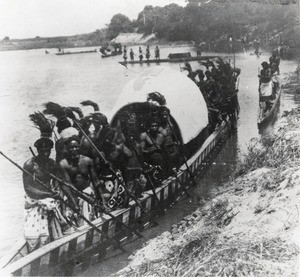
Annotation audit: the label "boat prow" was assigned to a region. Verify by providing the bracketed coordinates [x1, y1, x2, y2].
[258, 84, 282, 126]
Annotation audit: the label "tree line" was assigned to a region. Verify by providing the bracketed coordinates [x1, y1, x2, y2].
[101, 0, 298, 52]
[2, 0, 298, 52]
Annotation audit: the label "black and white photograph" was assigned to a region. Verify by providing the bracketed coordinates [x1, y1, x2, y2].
[0, 0, 299, 276]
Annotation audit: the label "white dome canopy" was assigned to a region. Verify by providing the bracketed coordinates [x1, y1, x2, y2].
[111, 66, 208, 144]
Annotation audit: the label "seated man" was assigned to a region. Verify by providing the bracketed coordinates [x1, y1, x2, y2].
[140, 118, 164, 167]
[59, 136, 102, 224]
[23, 138, 66, 252]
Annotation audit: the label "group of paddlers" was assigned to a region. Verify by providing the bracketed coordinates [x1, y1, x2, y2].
[258, 50, 281, 113]
[181, 57, 241, 130]
[123, 45, 160, 62]
[20, 95, 183, 252]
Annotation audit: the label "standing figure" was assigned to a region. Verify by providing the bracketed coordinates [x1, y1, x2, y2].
[130, 49, 135, 61]
[155, 46, 160, 60]
[23, 138, 66, 252]
[139, 47, 143, 62]
[123, 52, 127, 62]
[158, 107, 181, 171]
[145, 45, 151, 61]
[123, 45, 127, 62]
[258, 61, 272, 112]
[253, 39, 260, 56]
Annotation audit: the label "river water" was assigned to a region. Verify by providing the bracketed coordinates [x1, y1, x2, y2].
[0, 45, 298, 267]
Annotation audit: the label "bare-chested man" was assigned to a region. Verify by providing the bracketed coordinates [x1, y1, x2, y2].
[140, 118, 164, 167]
[59, 136, 103, 223]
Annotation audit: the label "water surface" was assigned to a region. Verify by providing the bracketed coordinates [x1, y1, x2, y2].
[0, 46, 297, 261]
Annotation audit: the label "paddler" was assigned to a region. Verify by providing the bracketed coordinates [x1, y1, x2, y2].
[154, 46, 160, 60]
[140, 117, 164, 168]
[139, 46, 143, 62]
[43, 102, 79, 163]
[130, 48, 135, 61]
[59, 136, 104, 224]
[145, 45, 150, 61]
[158, 107, 180, 171]
[23, 137, 66, 252]
[258, 61, 272, 111]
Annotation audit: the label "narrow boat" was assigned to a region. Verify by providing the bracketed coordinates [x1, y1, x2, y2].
[100, 43, 122, 58]
[257, 80, 282, 126]
[0, 66, 234, 277]
[55, 49, 98, 55]
[119, 55, 218, 65]
[101, 51, 122, 58]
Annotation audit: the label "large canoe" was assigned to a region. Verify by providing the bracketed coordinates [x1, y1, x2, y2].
[55, 50, 98, 55]
[0, 67, 233, 276]
[119, 55, 219, 66]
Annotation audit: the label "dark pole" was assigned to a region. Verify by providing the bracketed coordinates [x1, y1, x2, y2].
[144, 130, 191, 198]
[165, 118, 198, 187]
[0, 150, 126, 253]
[127, 136, 165, 215]
[30, 144, 143, 238]
[73, 120, 160, 225]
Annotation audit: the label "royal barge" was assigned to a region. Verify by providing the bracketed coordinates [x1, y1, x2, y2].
[0, 66, 234, 276]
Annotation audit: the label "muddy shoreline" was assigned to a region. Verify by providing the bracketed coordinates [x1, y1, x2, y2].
[114, 69, 300, 277]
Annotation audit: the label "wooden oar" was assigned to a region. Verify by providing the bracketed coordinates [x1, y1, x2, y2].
[145, 130, 191, 198]
[29, 147, 143, 239]
[73, 120, 159, 226]
[0, 150, 126, 253]
[127, 136, 165, 215]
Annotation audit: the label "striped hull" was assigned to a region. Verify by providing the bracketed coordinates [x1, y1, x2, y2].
[0, 123, 229, 276]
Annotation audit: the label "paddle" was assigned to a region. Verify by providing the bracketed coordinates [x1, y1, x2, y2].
[0, 150, 126, 253]
[73, 120, 159, 226]
[127, 135, 165, 215]
[29, 147, 143, 239]
[144, 130, 191, 198]
[165, 117, 198, 187]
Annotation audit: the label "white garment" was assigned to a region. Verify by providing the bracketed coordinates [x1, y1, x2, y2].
[60, 127, 79, 139]
[260, 81, 273, 97]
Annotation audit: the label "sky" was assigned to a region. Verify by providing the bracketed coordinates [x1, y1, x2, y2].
[0, 0, 186, 39]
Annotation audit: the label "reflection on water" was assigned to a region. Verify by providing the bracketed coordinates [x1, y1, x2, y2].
[0, 47, 298, 258]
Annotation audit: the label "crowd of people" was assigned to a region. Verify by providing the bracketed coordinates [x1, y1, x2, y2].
[123, 45, 160, 62]
[181, 57, 241, 129]
[23, 95, 182, 251]
[21, 53, 242, 252]
[258, 50, 281, 113]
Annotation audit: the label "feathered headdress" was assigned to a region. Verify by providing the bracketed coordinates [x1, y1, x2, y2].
[29, 111, 55, 138]
[80, 100, 100, 112]
[43, 102, 72, 134]
[43, 102, 66, 119]
[67, 107, 84, 119]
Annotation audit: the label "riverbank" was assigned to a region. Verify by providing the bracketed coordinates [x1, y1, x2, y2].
[115, 71, 300, 277]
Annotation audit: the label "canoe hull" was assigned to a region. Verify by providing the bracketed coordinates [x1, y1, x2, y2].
[55, 50, 98, 55]
[119, 55, 220, 65]
[0, 122, 230, 276]
[258, 86, 281, 126]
